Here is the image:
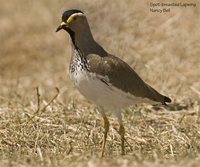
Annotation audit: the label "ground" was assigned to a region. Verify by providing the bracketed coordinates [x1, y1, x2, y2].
[0, 0, 200, 166]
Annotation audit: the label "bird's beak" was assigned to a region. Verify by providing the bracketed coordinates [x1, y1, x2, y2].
[56, 22, 68, 32]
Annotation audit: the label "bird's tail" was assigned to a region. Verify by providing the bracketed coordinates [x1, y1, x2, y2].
[163, 96, 172, 105]
[146, 84, 171, 105]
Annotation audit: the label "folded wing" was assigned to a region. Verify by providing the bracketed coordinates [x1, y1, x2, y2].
[87, 54, 171, 104]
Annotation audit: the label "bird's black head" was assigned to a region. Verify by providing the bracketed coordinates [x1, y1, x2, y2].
[62, 9, 84, 22]
[56, 9, 84, 32]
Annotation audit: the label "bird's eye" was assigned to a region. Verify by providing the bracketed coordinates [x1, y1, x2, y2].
[73, 16, 77, 20]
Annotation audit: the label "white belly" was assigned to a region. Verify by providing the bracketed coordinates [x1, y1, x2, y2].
[70, 70, 152, 112]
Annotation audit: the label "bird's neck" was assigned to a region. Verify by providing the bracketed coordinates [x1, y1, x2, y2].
[70, 28, 107, 56]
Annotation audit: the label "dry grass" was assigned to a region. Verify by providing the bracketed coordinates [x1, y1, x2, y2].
[0, 0, 200, 166]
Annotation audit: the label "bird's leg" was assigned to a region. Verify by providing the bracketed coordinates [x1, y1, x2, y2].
[114, 111, 125, 155]
[101, 115, 110, 157]
[119, 123, 125, 155]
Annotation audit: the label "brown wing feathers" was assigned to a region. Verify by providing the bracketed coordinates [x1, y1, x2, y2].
[87, 54, 171, 104]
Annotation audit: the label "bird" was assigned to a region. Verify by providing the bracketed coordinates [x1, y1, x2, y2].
[56, 9, 171, 157]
